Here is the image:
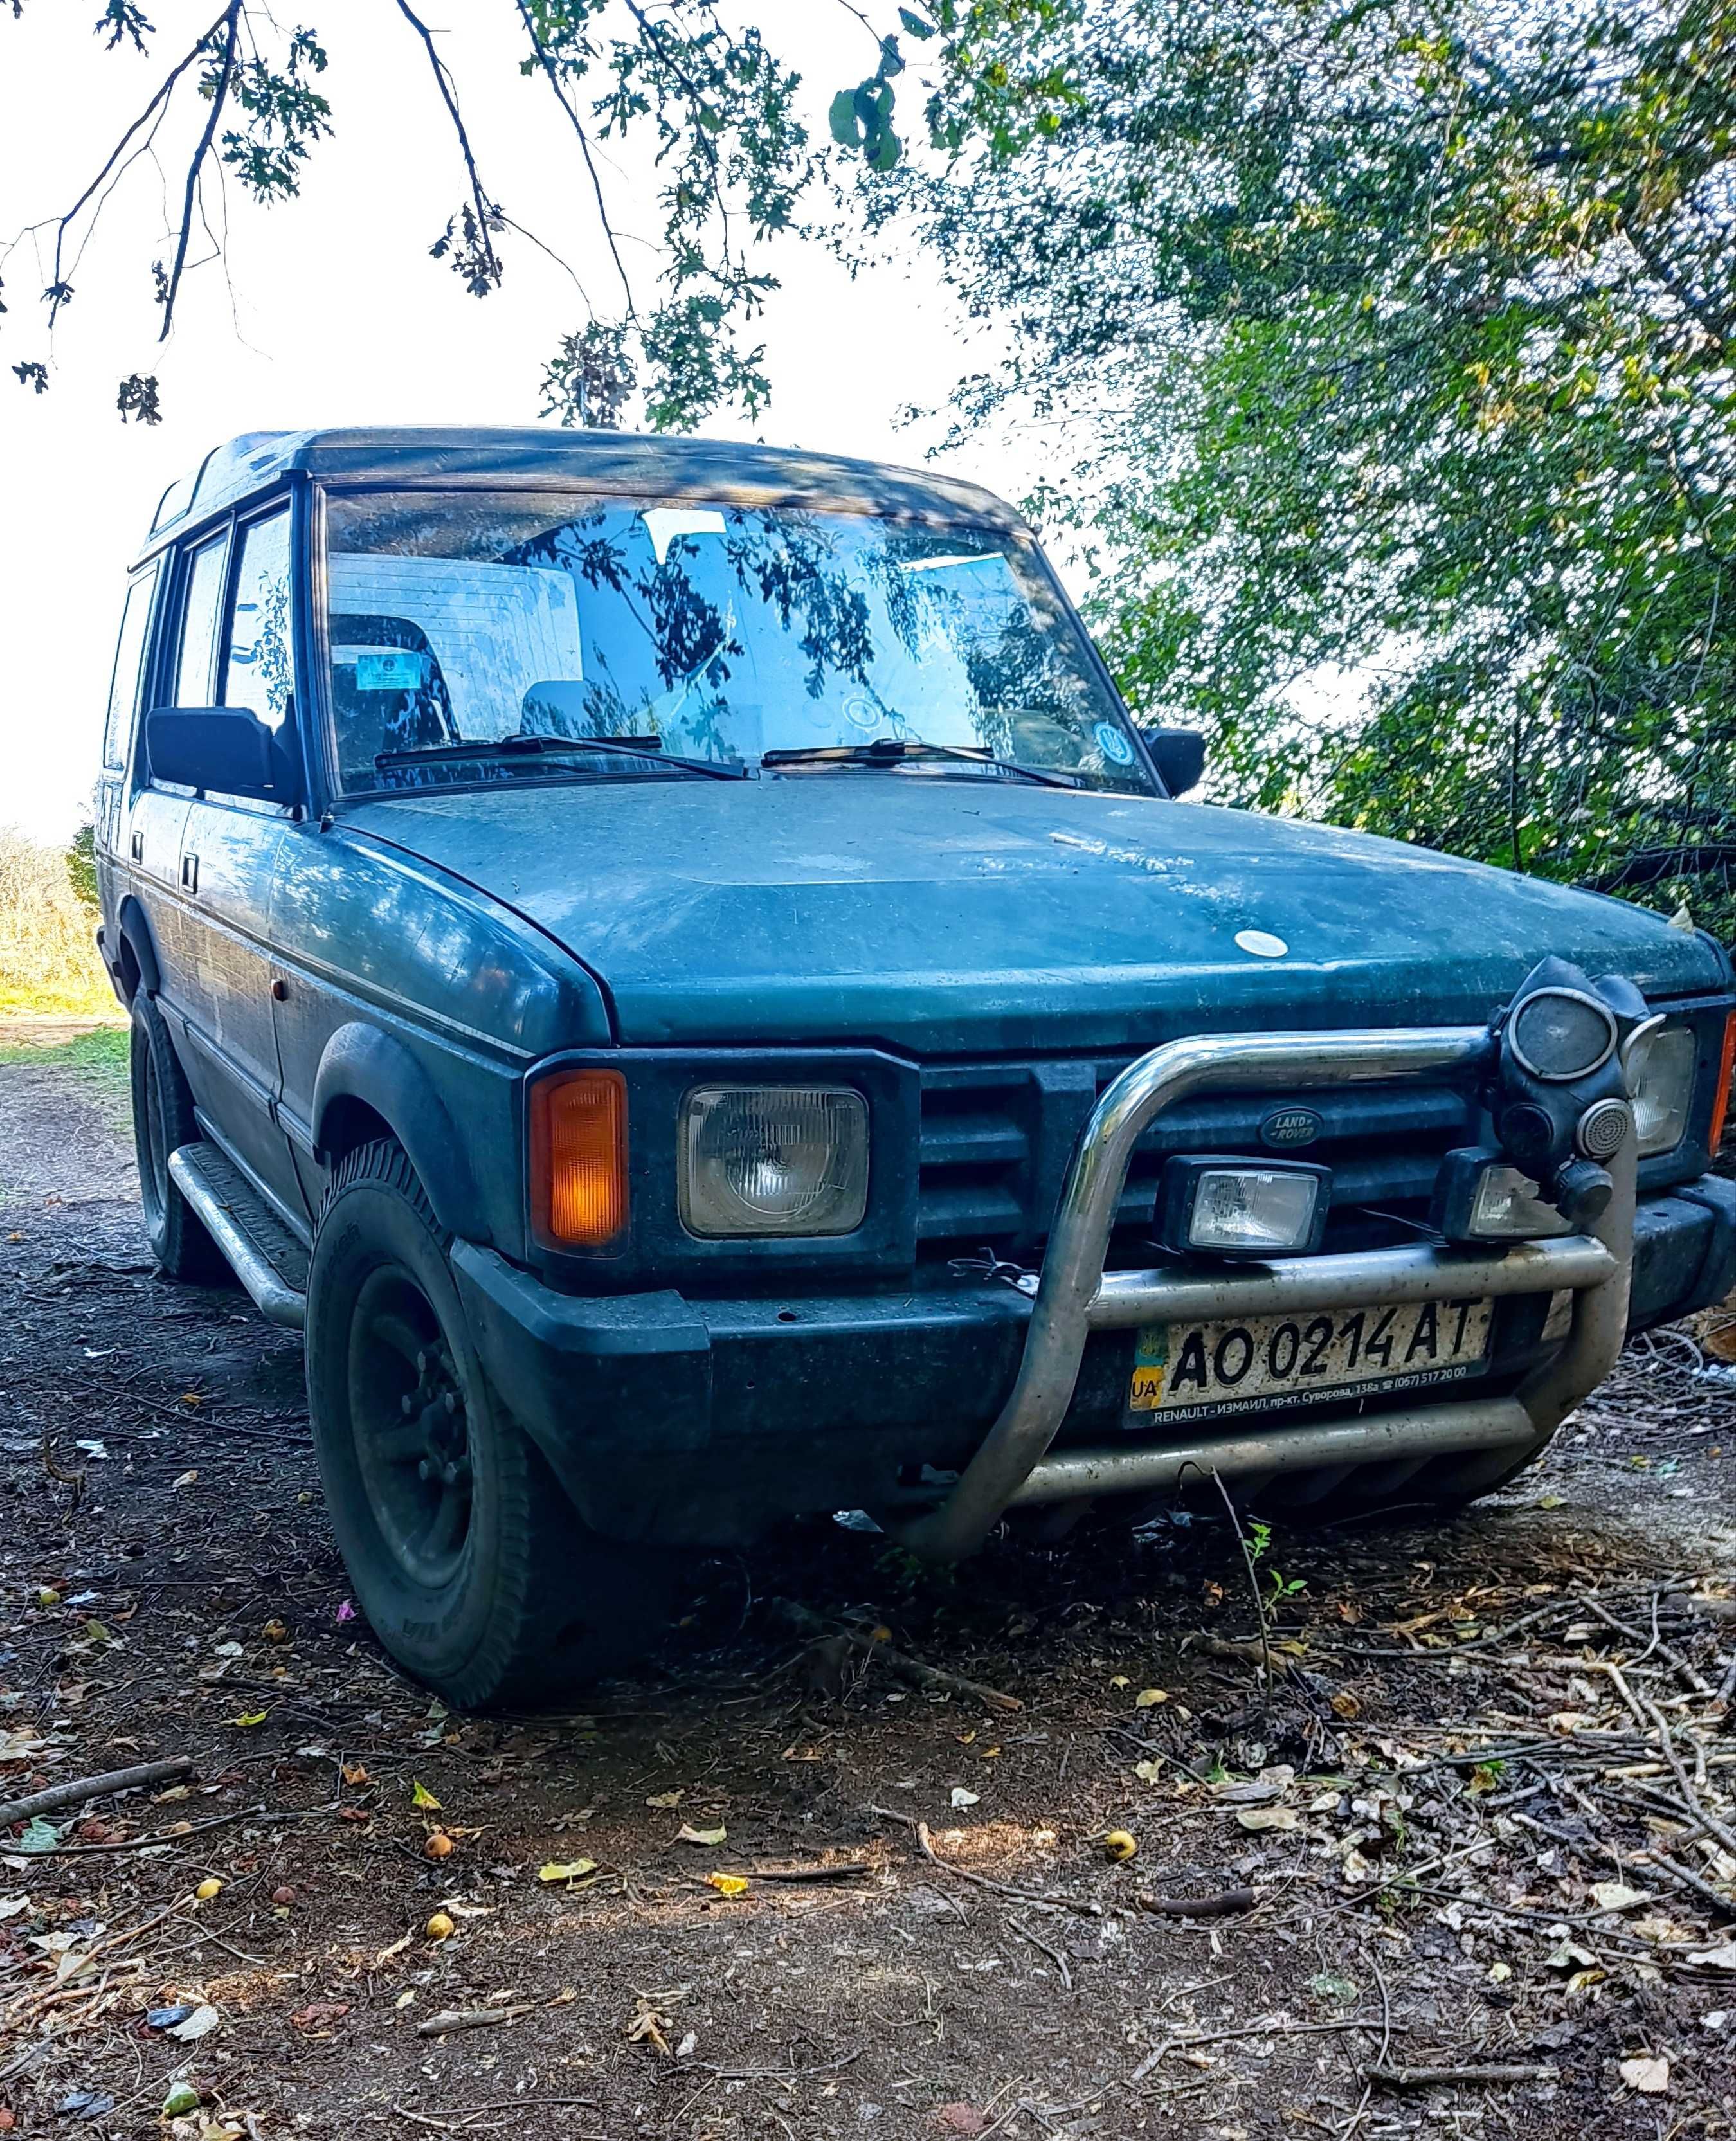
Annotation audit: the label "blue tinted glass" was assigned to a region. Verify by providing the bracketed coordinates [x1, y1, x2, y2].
[324, 493, 1146, 795]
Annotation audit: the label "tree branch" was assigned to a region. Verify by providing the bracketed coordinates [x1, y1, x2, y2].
[393, 0, 503, 294]
[159, 1, 242, 339]
[514, 0, 635, 316]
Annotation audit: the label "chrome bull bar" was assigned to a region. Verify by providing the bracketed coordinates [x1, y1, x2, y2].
[891, 1027, 1635, 1562]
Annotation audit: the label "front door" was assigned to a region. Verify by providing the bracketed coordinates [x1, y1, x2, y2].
[165, 507, 306, 1221]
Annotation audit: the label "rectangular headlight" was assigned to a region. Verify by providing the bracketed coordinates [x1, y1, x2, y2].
[1433, 1148, 1571, 1243]
[680, 1085, 869, 1237]
[1155, 1157, 1330, 1258]
[1630, 1022, 1695, 1157]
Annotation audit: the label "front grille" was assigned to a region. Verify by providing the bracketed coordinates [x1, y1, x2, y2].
[916, 1055, 1479, 1265]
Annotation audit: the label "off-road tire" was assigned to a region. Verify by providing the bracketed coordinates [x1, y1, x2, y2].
[129, 996, 227, 1283]
[305, 1138, 673, 1709]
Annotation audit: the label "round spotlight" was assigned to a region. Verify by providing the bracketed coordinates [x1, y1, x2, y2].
[1575, 1096, 1631, 1160]
[1508, 987, 1618, 1083]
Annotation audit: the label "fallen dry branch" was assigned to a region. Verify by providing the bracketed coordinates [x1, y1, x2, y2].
[0, 1755, 193, 1830]
[869, 1805, 1103, 1916]
[1362, 2063, 1557, 2089]
[728, 1862, 868, 1884]
[417, 2005, 537, 2039]
[1137, 1886, 1259, 1919]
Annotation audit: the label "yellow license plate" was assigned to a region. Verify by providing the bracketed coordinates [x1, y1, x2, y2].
[1127, 1297, 1494, 1426]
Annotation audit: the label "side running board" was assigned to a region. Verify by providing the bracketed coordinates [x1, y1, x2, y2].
[168, 1143, 309, 1330]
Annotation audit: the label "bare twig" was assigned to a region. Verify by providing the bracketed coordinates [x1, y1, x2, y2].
[1211, 1469, 1272, 1697]
[869, 1807, 1103, 1916]
[1362, 2064, 1557, 2089]
[417, 2004, 536, 2039]
[1008, 1915, 1073, 1989]
[1136, 1888, 1259, 1919]
[0, 1755, 192, 1830]
[513, 0, 635, 314]
[159, 2, 243, 338]
[392, 0, 503, 291]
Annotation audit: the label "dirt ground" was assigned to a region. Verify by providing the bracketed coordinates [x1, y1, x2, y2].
[5, 1024, 1736, 2140]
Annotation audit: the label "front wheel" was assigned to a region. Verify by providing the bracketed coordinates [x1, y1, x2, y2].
[305, 1139, 674, 1709]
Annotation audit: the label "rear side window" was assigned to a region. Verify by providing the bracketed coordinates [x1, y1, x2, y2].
[222, 509, 294, 728]
[174, 533, 230, 705]
[102, 563, 158, 770]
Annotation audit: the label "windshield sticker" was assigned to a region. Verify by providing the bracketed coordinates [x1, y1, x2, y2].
[354, 650, 428, 694]
[1094, 721, 1134, 766]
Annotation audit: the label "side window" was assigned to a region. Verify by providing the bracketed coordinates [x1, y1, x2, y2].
[174, 532, 230, 706]
[222, 509, 294, 728]
[102, 563, 158, 770]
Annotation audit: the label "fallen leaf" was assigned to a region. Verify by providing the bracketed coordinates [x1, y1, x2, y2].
[935, 2108, 987, 2136]
[1134, 1760, 1165, 1785]
[1620, 2057, 1669, 2094]
[1134, 1687, 1168, 1707]
[410, 1780, 442, 1810]
[950, 1788, 979, 1811]
[341, 1763, 369, 1786]
[705, 1873, 749, 1896]
[1330, 1692, 1361, 1720]
[172, 1469, 199, 1488]
[646, 1791, 683, 1809]
[676, 1823, 726, 1846]
[538, 1860, 598, 1884]
[1235, 1807, 1299, 1832]
[289, 2000, 350, 2030]
[194, 1878, 222, 1901]
[1108, 1675, 1130, 1689]
[168, 2002, 221, 2042]
[1591, 1881, 1647, 1912]
[1688, 1943, 1736, 1971]
[228, 1710, 268, 1728]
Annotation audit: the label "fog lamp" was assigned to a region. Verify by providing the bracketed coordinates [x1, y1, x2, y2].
[680, 1085, 869, 1237]
[1153, 1156, 1330, 1259]
[1433, 1147, 1572, 1244]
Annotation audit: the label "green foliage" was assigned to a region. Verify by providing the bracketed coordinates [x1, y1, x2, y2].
[65, 823, 98, 910]
[5, 1, 921, 435]
[903, 0, 1736, 930]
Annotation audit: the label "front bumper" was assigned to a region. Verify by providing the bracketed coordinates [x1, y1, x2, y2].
[451, 1139, 1736, 1553]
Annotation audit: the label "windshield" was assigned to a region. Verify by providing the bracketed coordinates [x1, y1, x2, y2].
[322, 492, 1153, 796]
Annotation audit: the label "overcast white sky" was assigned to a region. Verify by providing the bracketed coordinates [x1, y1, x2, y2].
[0, 3, 1053, 844]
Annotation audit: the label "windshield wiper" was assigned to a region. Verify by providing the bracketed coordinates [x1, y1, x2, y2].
[375, 733, 746, 781]
[759, 738, 1081, 790]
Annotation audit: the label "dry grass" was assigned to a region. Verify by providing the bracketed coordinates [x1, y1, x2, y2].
[0, 826, 118, 1018]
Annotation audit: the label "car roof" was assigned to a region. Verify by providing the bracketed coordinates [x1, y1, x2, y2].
[139, 426, 1027, 559]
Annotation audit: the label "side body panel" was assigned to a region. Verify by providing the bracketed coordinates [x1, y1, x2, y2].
[268, 821, 613, 1251]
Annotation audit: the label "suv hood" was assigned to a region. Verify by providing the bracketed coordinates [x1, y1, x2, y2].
[346, 779, 1728, 1054]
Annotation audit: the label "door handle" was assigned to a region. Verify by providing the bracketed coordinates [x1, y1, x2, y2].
[181, 853, 199, 894]
[129, 830, 143, 863]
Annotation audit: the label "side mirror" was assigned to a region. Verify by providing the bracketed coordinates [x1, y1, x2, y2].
[1140, 726, 1206, 797]
[147, 706, 295, 804]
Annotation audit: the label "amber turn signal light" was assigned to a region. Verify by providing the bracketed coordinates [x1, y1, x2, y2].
[529, 1069, 628, 1251]
[1709, 1011, 1736, 1159]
